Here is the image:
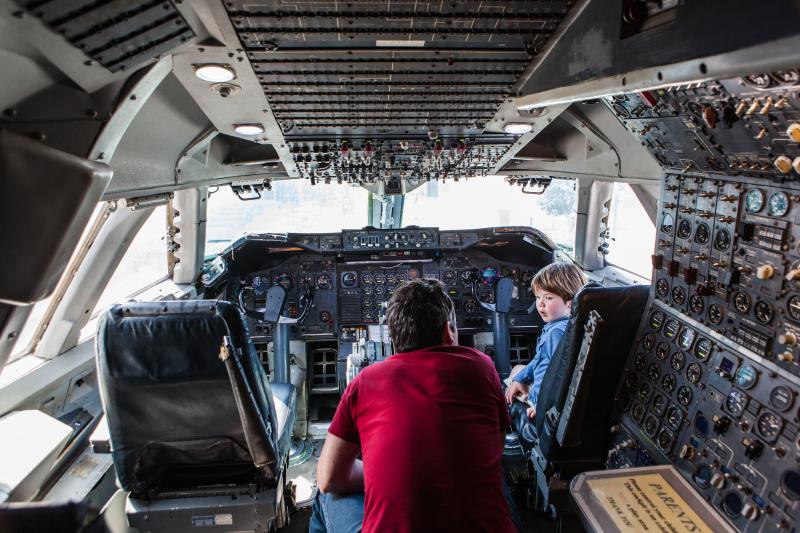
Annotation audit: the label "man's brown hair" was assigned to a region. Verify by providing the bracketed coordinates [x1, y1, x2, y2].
[532, 261, 586, 303]
[386, 278, 455, 353]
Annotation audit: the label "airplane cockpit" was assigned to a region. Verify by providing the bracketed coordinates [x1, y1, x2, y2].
[2, 1, 800, 532]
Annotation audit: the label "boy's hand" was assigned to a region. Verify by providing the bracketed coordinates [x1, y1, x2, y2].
[526, 407, 536, 420]
[505, 381, 527, 404]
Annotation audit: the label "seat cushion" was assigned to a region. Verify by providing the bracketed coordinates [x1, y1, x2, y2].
[270, 382, 297, 457]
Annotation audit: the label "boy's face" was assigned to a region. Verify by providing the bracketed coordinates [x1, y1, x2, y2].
[534, 287, 571, 323]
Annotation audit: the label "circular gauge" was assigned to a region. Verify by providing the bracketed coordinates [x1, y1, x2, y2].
[643, 415, 660, 437]
[319, 310, 332, 323]
[652, 394, 668, 416]
[733, 291, 752, 314]
[671, 286, 686, 305]
[274, 273, 293, 290]
[373, 286, 385, 297]
[695, 223, 710, 244]
[648, 363, 661, 382]
[656, 341, 670, 360]
[638, 382, 653, 402]
[770, 386, 795, 412]
[316, 273, 332, 290]
[666, 407, 684, 431]
[754, 301, 774, 324]
[442, 270, 457, 285]
[362, 286, 373, 296]
[714, 229, 731, 251]
[251, 275, 268, 296]
[386, 273, 397, 285]
[787, 295, 800, 322]
[661, 212, 675, 234]
[686, 363, 702, 384]
[649, 310, 665, 330]
[689, 295, 705, 314]
[480, 266, 499, 287]
[462, 297, 477, 315]
[693, 465, 713, 489]
[477, 290, 493, 304]
[625, 372, 638, 392]
[361, 272, 373, 285]
[635, 352, 647, 370]
[396, 272, 407, 282]
[781, 470, 800, 501]
[756, 411, 783, 442]
[362, 298, 373, 308]
[341, 271, 358, 288]
[744, 189, 765, 213]
[373, 273, 385, 284]
[363, 310, 374, 321]
[707, 303, 723, 324]
[670, 352, 686, 371]
[407, 268, 420, 280]
[734, 364, 758, 389]
[664, 319, 680, 339]
[693, 413, 710, 437]
[725, 389, 748, 417]
[721, 491, 744, 518]
[642, 333, 656, 351]
[768, 192, 790, 217]
[770, 69, 800, 85]
[678, 327, 697, 351]
[656, 279, 670, 297]
[742, 73, 773, 89]
[677, 386, 693, 407]
[677, 219, 692, 239]
[657, 428, 675, 452]
[460, 269, 476, 286]
[631, 402, 646, 423]
[662, 374, 677, 393]
[695, 337, 713, 360]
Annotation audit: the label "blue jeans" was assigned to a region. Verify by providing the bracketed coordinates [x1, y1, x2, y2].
[309, 479, 522, 532]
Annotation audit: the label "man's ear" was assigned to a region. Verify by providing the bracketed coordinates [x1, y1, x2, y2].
[440, 321, 457, 345]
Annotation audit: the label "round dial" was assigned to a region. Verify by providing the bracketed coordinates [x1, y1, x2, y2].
[670, 351, 686, 371]
[251, 275, 268, 296]
[694, 223, 710, 244]
[631, 402, 646, 423]
[671, 286, 685, 305]
[721, 492, 744, 519]
[362, 298, 373, 308]
[651, 394, 668, 416]
[396, 272, 407, 283]
[360, 272, 373, 285]
[693, 413, 710, 437]
[689, 295, 705, 314]
[442, 270, 457, 285]
[373, 285, 385, 297]
[756, 411, 783, 442]
[694, 337, 713, 360]
[678, 327, 696, 350]
[657, 428, 675, 452]
[686, 363, 702, 384]
[770, 69, 800, 85]
[707, 304, 723, 324]
[787, 295, 800, 322]
[642, 333, 656, 351]
[693, 465, 713, 489]
[656, 341, 670, 360]
[649, 310, 665, 330]
[664, 319, 680, 339]
[744, 189, 765, 213]
[385, 273, 397, 285]
[625, 372, 638, 392]
[714, 229, 731, 251]
[635, 352, 647, 370]
[666, 407, 683, 431]
[638, 382, 653, 402]
[480, 266, 499, 287]
[341, 271, 358, 288]
[733, 291, 752, 314]
[725, 389, 748, 417]
[770, 386, 795, 412]
[648, 363, 661, 382]
[677, 219, 692, 239]
[643, 415, 660, 437]
[274, 273, 294, 291]
[753, 301, 774, 324]
[462, 297, 477, 315]
[373, 273, 385, 284]
[734, 364, 758, 389]
[661, 212, 675, 234]
[742, 73, 773, 89]
[362, 286, 373, 296]
[656, 279, 670, 297]
[316, 273, 332, 290]
[768, 191, 790, 217]
[662, 374, 677, 393]
[780, 470, 800, 501]
[460, 269, 476, 286]
[677, 386, 693, 407]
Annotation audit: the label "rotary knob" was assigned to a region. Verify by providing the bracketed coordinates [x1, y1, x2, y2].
[741, 502, 760, 521]
[779, 332, 797, 346]
[778, 352, 795, 363]
[775, 155, 793, 174]
[787, 122, 800, 143]
[756, 264, 774, 280]
[679, 445, 696, 460]
[710, 472, 726, 489]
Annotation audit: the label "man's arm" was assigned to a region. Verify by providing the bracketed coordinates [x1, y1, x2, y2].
[316, 432, 364, 494]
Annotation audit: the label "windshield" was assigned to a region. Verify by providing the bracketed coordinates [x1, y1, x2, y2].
[206, 180, 370, 255]
[402, 177, 577, 252]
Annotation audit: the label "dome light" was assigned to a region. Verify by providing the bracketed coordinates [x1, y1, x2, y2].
[503, 123, 533, 135]
[194, 64, 236, 83]
[233, 123, 265, 136]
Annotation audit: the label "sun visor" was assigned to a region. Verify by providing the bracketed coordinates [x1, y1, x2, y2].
[0, 131, 111, 305]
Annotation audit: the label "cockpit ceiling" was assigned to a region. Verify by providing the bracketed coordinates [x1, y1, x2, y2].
[224, 0, 575, 138]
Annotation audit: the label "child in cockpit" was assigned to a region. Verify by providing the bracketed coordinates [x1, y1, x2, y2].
[504, 261, 586, 419]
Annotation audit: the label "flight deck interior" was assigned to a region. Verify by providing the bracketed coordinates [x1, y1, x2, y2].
[1, 1, 800, 532]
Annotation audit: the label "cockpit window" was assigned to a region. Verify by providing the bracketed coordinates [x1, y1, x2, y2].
[606, 182, 656, 279]
[205, 181, 370, 256]
[402, 177, 577, 253]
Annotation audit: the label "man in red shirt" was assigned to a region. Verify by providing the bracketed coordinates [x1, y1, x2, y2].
[311, 278, 520, 532]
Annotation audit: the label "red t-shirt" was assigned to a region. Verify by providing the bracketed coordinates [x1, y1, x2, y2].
[328, 344, 515, 533]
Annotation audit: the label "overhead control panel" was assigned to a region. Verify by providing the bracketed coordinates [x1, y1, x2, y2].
[342, 228, 438, 251]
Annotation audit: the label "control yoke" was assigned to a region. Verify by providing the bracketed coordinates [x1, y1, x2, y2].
[473, 277, 520, 379]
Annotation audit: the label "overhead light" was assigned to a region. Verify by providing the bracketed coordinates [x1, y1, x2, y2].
[194, 64, 236, 83]
[503, 123, 533, 135]
[233, 123, 265, 136]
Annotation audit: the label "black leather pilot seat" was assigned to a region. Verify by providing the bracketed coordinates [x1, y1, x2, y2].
[521, 284, 648, 522]
[96, 300, 296, 532]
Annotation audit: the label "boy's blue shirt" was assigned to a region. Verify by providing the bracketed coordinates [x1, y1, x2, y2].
[512, 315, 569, 406]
